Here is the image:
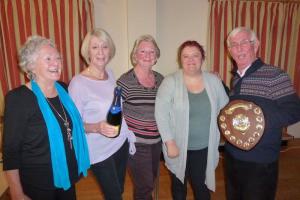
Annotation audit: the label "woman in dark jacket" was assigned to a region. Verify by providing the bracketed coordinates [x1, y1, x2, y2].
[3, 35, 90, 200]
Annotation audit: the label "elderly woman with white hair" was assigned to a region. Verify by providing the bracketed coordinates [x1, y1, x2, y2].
[2, 35, 90, 200]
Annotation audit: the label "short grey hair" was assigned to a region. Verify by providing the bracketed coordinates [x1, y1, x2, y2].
[81, 28, 116, 65]
[227, 27, 258, 47]
[130, 34, 160, 66]
[18, 35, 56, 73]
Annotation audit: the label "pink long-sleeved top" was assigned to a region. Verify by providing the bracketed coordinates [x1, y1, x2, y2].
[69, 68, 136, 164]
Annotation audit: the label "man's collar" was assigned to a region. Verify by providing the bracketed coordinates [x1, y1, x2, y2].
[236, 58, 262, 77]
[237, 64, 251, 77]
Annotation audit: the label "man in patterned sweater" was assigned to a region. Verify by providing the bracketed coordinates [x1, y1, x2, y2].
[224, 27, 300, 200]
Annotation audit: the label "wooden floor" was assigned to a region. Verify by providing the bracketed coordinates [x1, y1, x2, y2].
[75, 139, 300, 200]
[1, 139, 300, 200]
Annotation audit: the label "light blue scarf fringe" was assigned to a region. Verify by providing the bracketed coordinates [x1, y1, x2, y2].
[31, 80, 90, 190]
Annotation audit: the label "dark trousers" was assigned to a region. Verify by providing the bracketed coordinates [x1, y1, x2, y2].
[225, 151, 278, 200]
[91, 140, 129, 200]
[171, 148, 210, 200]
[23, 183, 76, 200]
[128, 142, 162, 200]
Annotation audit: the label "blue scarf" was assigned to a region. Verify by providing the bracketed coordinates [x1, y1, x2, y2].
[31, 80, 90, 190]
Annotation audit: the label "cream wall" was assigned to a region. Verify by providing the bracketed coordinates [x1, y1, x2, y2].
[93, 0, 209, 77]
[156, 0, 209, 75]
[93, 0, 129, 78]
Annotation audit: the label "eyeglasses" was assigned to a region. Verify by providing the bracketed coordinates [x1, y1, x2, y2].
[228, 40, 254, 49]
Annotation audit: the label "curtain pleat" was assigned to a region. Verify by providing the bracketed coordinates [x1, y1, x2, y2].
[0, 0, 94, 115]
[208, 0, 300, 95]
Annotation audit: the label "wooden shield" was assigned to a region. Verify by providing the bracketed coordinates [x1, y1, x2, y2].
[218, 99, 265, 150]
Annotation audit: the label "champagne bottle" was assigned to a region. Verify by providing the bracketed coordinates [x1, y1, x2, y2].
[106, 86, 122, 138]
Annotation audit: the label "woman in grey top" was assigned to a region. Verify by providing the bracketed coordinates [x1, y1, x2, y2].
[155, 41, 228, 199]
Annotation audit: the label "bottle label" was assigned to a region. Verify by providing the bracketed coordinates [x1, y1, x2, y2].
[115, 125, 120, 133]
[110, 106, 121, 114]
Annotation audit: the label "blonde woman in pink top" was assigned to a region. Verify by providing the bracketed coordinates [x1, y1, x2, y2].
[69, 28, 135, 200]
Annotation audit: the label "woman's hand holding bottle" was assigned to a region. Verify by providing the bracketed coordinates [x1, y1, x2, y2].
[97, 121, 119, 138]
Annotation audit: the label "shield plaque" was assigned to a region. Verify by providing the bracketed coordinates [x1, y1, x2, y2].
[218, 99, 265, 150]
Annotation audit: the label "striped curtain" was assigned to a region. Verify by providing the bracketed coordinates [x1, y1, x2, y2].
[207, 0, 300, 95]
[0, 0, 94, 115]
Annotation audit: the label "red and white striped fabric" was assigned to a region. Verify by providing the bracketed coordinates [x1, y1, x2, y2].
[0, 0, 94, 114]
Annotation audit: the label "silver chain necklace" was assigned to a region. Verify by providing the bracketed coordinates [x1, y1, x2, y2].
[46, 97, 73, 149]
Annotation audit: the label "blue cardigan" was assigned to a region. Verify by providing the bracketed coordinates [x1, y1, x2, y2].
[155, 70, 228, 191]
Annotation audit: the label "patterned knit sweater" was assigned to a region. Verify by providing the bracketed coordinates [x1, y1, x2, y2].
[225, 58, 300, 163]
[117, 69, 164, 144]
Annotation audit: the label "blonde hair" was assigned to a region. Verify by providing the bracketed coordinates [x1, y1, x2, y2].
[130, 34, 160, 66]
[81, 28, 116, 64]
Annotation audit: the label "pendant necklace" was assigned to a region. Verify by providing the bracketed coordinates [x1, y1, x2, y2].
[46, 97, 73, 149]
